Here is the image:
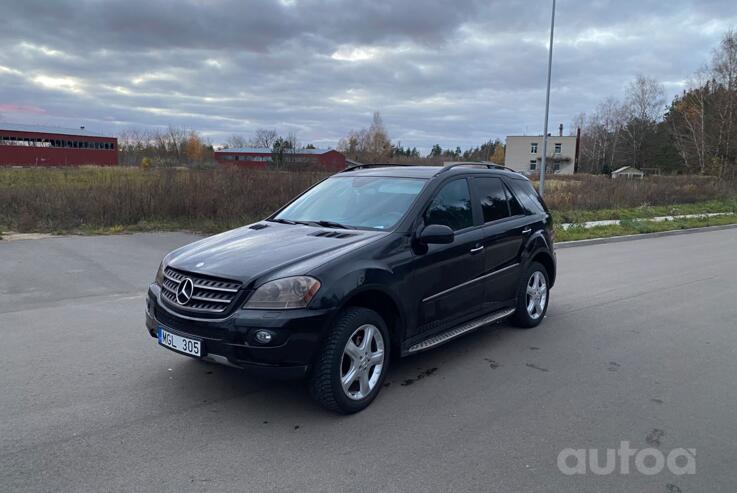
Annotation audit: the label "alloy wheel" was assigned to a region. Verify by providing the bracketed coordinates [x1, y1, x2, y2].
[526, 271, 548, 320]
[340, 324, 385, 400]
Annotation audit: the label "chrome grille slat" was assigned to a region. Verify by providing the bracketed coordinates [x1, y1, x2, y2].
[163, 271, 183, 283]
[190, 294, 230, 304]
[193, 283, 239, 293]
[161, 267, 242, 314]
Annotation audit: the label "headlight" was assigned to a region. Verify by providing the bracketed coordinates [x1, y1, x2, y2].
[155, 262, 165, 285]
[244, 276, 321, 310]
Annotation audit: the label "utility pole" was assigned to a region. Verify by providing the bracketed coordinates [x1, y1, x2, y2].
[539, 0, 556, 197]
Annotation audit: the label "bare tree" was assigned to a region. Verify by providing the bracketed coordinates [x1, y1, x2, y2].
[600, 97, 627, 170]
[621, 75, 665, 167]
[337, 130, 365, 159]
[670, 69, 710, 174]
[118, 127, 147, 166]
[711, 29, 737, 177]
[365, 112, 392, 162]
[627, 75, 666, 122]
[251, 129, 279, 149]
[225, 135, 248, 149]
[575, 98, 627, 173]
[165, 126, 188, 164]
[337, 112, 392, 163]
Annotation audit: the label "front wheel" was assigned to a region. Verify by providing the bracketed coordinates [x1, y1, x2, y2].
[512, 262, 550, 328]
[309, 307, 389, 414]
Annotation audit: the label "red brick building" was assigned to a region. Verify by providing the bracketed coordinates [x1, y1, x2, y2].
[214, 147, 346, 171]
[0, 123, 118, 166]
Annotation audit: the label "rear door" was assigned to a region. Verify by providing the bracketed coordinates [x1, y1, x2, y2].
[470, 176, 528, 312]
[408, 178, 486, 339]
[506, 178, 554, 242]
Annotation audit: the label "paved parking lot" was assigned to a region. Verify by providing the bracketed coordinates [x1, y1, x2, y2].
[1, 229, 736, 492]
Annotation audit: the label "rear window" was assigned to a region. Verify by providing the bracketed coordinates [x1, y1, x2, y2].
[474, 177, 509, 223]
[506, 179, 547, 215]
[505, 183, 525, 216]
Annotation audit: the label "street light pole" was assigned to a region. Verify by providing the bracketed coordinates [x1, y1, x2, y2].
[539, 0, 556, 197]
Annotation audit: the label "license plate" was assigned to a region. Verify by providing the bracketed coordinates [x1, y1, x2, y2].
[158, 327, 202, 357]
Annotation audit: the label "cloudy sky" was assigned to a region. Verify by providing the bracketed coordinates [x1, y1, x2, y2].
[1, 0, 736, 151]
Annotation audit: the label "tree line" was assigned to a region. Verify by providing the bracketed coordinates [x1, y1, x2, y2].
[574, 29, 737, 179]
[119, 114, 506, 169]
[118, 127, 214, 167]
[337, 112, 505, 164]
[118, 126, 306, 168]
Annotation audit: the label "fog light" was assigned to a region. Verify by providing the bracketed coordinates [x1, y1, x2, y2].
[255, 330, 274, 344]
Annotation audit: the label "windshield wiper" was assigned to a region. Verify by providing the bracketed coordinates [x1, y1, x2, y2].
[269, 218, 298, 225]
[270, 218, 351, 229]
[312, 220, 350, 229]
[270, 217, 320, 226]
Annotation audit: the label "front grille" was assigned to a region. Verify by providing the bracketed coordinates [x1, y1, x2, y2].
[154, 304, 230, 340]
[161, 266, 242, 315]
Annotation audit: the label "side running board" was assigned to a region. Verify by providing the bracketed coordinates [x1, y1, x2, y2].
[407, 308, 516, 354]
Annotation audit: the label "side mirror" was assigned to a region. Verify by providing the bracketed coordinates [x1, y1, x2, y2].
[419, 224, 455, 245]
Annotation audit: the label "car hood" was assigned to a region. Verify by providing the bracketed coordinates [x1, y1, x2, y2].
[166, 222, 387, 285]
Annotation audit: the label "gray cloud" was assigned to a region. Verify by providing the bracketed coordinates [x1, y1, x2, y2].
[0, 0, 736, 151]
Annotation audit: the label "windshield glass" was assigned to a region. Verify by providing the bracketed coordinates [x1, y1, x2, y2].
[273, 176, 427, 230]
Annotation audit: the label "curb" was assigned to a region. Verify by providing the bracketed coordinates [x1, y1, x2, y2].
[555, 222, 737, 249]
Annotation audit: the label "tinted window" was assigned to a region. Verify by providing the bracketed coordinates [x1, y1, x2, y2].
[425, 179, 473, 231]
[508, 179, 547, 215]
[505, 183, 525, 216]
[475, 177, 509, 223]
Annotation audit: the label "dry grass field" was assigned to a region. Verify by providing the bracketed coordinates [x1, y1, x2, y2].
[0, 167, 327, 233]
[1, 167, 735, 238]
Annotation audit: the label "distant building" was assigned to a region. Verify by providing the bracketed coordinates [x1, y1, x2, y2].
[504, 126, 578, 175]
[611, 166, 645, 179]
[0, 123, 118, 166]
[214, 147, 346, 171]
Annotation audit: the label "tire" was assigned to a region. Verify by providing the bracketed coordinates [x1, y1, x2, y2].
[309, 307, 390, 414]
[512, 261, 550, 328]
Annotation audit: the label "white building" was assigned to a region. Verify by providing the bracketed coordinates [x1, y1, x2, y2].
[611, 166, 645, 179]
[504, 130, 578, 175]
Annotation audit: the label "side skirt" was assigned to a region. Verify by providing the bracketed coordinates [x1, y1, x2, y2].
[406, 307, 516, 354]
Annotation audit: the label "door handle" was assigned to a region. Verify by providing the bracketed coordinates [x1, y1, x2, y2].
[522, 227, 532, 234]
[470, 245, 484, 254]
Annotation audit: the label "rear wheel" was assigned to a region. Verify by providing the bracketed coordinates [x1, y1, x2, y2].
[309, 307, 389, 414]
[512, 262, 550, 328]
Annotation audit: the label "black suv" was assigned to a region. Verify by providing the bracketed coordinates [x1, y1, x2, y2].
[146, 163, 556, 413]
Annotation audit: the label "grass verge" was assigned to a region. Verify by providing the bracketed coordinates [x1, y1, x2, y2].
[552, 199, 737, 224]
[555, 213, 737, 242]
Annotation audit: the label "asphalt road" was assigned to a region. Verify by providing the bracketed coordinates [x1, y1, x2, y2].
[1, 229, 736, 492]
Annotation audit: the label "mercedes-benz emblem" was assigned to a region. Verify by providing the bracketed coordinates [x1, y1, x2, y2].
[176, 277, 194, 305]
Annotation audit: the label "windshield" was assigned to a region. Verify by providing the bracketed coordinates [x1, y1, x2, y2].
[273, 176, 427, 230]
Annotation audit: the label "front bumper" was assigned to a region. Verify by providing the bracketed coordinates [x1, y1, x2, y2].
[145, 284, 334, 379]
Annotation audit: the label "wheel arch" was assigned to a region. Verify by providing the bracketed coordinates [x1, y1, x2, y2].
[529, 250, 556, 287]
[339, 287, 404, 358]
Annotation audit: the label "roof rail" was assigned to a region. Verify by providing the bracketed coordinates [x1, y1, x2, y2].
[340, 163, 415, 173]
[436, 161, 521, 175]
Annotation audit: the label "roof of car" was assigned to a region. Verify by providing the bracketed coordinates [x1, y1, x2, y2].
[338, 164, 528, 180]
